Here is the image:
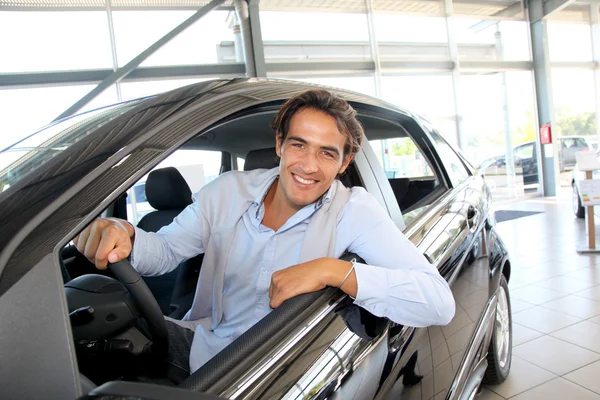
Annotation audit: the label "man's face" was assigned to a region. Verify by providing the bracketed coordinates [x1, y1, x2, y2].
[275, 108, 353, 210]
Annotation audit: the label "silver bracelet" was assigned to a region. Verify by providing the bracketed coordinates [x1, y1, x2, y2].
[338, 258, 357, 289]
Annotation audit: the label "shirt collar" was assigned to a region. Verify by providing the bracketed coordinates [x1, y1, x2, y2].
[252, 169, 336, 216]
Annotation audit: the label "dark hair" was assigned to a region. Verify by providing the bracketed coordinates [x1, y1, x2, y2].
[271, 89, 364, 157]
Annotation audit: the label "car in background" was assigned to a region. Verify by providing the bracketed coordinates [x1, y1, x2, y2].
[0, 79, 513, 400]
[479, 136, 593, 185]
[572, 150, 600, 219]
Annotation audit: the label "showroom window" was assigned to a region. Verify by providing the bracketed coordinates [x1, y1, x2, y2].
[126, 149, 223, 225]
[373, 15, 449, 60]
[271, 75, 377, 98]
[259, 9, 371, 63]
[0, 11, 113, 73]
[380, 74, 455, 126]
[112, 10, 235, 67]
[547, 4, 593, 62]
[454, 19, 531, 61]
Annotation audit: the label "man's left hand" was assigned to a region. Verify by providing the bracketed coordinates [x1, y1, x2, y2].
[268, 257, 357, 308]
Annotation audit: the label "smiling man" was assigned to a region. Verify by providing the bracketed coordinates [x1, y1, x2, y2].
[75, 89, 455, 381]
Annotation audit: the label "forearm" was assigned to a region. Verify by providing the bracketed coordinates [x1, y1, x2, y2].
[353, 263, 455, 327]
[322, 258, 358, 297]
[130, 203, 207, 276]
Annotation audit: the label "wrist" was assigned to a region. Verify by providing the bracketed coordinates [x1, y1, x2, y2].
[323, 258, 353, 287]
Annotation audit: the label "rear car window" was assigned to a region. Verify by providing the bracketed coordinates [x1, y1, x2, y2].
[127, 149, 223, 224]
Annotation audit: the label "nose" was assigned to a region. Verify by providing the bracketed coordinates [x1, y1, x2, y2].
[299, 151, 319, 174]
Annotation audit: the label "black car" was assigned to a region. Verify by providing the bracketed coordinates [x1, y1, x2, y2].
[0, 79, 512, 400]
[478, 141, 539, 185]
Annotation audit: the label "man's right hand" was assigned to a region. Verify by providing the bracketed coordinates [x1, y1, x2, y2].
[74, 218, 135, 270]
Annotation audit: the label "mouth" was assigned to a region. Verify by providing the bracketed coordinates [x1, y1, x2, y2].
[292, 173, 319, 186]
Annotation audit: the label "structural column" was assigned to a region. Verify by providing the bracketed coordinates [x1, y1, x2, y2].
[529, 0, 559, 196]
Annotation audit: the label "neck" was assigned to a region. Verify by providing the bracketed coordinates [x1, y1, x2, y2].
[262, 180, 301, 231]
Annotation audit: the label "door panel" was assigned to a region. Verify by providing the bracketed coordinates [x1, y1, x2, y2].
[429, 176, 490, 399]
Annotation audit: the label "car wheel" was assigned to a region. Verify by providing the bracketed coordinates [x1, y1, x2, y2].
[483, 275, 512, 385]
[573, 185, 585, 219]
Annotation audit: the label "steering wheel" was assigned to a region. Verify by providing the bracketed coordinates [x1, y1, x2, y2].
[108, 259, 168, 354]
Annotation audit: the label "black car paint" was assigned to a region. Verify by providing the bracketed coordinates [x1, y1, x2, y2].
[0, 79, 509, 400]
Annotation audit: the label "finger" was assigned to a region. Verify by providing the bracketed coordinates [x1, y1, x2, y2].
[108, 232, 133, 264]
[83, 223, 102, 262]
[74, 227, 91, 254]
[95, 225, 128, 270]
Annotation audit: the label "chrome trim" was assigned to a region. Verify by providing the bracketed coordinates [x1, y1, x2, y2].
[220, 293, 346, 399]
[447, 293, 498, 400]
[463, 358, 488, 400]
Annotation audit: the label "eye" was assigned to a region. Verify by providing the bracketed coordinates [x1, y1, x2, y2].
[322, 151, 334, 159]
[292, 143, 304, 149]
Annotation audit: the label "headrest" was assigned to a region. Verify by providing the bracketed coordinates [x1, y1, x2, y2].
[145, 167, 193, 210]
[244, 148, 280, 171]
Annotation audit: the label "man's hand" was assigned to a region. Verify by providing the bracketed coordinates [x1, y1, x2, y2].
[73, 218, 135, 270]
[269, 258, 357, 308]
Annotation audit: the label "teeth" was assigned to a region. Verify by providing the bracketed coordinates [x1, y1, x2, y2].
[294, 175, 316, 185]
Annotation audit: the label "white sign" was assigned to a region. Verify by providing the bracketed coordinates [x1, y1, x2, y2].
[580, 179, 600, 206]
[576, 151, 600, 171]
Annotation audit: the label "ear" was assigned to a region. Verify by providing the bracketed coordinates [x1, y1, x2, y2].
[338, 153, 354, 175]
[275, 135, 283, 158]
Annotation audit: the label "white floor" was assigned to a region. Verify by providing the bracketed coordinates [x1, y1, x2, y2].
[478, 190, 600, 399]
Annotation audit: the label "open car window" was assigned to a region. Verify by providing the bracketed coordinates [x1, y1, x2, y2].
[363, 117, 443, 226]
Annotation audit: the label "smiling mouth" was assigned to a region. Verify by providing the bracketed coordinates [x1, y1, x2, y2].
[292, 173, 318, 185]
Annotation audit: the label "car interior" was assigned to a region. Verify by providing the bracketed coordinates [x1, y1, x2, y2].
[58, 107, 447, 390]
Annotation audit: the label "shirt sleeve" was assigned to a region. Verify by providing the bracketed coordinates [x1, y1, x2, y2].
[131, 197, 209, 277]
[338, 190, 455, 328]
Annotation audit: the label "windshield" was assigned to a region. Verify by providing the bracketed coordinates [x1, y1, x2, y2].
[0, 101, 141, 193]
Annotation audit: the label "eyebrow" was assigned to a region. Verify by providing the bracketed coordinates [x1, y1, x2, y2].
[287, 136, 341, 157]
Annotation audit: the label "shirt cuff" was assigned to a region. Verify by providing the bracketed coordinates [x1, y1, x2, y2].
[353, 262, 389, 304]
[130, 225, 149, 271]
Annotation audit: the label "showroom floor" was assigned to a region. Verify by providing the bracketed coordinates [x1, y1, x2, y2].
[478, 190, 600, 399]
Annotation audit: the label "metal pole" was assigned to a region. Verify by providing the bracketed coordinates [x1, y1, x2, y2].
[590, 4, 600, 148]
[364, 0, 382, 97]
[444, 0, 465, 149]
[496, 24, 517, 197]
[236, 0, 267, 77]
[105, 0, 122, 101]
[55, 0, 225, 121]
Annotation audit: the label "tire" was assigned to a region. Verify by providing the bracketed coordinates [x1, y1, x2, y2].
[482, 275, 512, 385]
[573, 185, 585, 219]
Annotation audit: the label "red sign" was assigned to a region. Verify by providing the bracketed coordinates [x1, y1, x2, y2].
[540, 123, 552, 144]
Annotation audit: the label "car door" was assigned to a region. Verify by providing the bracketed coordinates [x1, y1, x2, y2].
[425, 129, 491, 400]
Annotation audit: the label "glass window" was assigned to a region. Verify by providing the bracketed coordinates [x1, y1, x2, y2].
[271, 75, 377, 97]
[460, 71, 538, 199]
[126, 149, 223, 224]
[374, 15, 449, 60]
[0, 85, 119, 151]
[380, 74, 455, 125]
[1, 102, 139, 194]
[552, 68, 597, 159]
[430, 130, 470, 186]
[514, 143, 534, 159]
[367, 131, 441, 222]
[0, 11, 113, 73]
[259, 11, 371, 62]
[112, 10, 234, 67]
[454, 19, 530, 61]
[547, 5, 593, 62]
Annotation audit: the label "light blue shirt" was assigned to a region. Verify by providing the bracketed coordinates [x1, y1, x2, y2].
[132, 167, 454, 373]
